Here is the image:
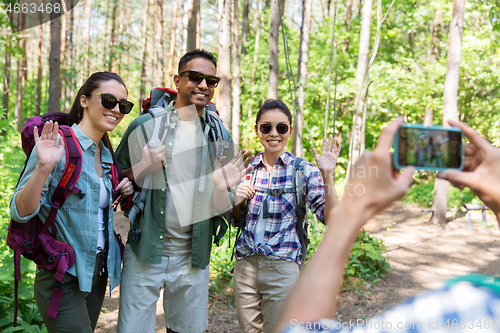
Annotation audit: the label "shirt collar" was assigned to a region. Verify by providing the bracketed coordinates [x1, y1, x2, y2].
[71, 124, 113, 165]
[253, 151, 294, 168]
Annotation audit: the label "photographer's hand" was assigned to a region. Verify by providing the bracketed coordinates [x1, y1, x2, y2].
[437, 120, 500, 221]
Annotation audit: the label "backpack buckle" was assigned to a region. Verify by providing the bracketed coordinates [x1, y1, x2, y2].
[296, 208, 305, 216]
[271, 188, 283, 196]
[21, 240, 34, 249]
[54, 280, 63, 291]
[132, 228, 141, 242]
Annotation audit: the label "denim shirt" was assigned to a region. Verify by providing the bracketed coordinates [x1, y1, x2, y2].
[10, 124, 122, 293]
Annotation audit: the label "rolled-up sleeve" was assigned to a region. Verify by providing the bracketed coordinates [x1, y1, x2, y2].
[305, 165, 325, 223]
[10, 148, 53, 223]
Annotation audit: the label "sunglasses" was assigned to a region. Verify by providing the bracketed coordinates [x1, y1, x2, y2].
[179, 70, 221, 88]
[259, 123, 289, 135]
[91, 93, 134, 114]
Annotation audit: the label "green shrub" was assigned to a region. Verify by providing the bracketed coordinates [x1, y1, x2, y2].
[344, 229, 391, 280]
[0, 133, 47, 332]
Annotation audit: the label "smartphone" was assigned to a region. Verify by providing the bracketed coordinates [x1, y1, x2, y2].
[393, 123, 464, 171]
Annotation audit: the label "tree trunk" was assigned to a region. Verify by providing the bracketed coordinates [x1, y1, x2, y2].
[49, 12, 62, 114]
[431, 0, 465, 225]
[232, 0, 241, 145]
[292, 0, 312, 158]
[187, 0, 200, 52]
[167, 0, 179, 88]
[140, 0, 151, 106]
[196, 0, 200, 48]
[240, 0, 250, 54]
[218, 0, 232, 130]
[109, 0, 118, 71]
[247, 0, 264, 122]
[2, 13, 13, 135]
[125, 0, 131, 84]
[65, 0, 75, 111]
[15, 5, 27, 132]
[346, 0, 372, 175]
[424, 8, 443, 127]
[36, 14, 43, 116]
[268, 0, 280, 99]
[155, 0, 165, 86]
[322, 0, 331, 20]
[343, 0, 353, 53]
[177, 0, 186, 59]
[117, 0, 125, 73]
[85, 0, 92, 77]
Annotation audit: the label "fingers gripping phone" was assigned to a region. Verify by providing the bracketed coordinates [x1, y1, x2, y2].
[393, 123, 464, 171]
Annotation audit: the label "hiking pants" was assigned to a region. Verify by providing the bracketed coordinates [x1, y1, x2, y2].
[234, 255, 300, 333]
[34, 256, 108, 333]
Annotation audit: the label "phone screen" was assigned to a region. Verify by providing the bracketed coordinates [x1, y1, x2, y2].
[398, 127, 462, 168]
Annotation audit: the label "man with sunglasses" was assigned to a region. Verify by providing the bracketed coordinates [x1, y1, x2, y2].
[115, 49, 248, 333]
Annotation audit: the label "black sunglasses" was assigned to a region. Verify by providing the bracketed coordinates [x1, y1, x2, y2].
[179, 70, 221, 88]
[259, 123, 289, 135]
[91, 93, 134, 114]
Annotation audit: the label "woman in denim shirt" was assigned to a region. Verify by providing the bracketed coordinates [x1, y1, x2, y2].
[10, 72, 134, 332]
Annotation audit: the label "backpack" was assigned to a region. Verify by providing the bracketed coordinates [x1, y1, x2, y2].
[234, 157, 314, 268]
[7, 112, 124, 326]
[127, 87, 230, 246]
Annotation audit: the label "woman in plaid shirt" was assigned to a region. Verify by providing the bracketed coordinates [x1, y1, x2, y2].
[232, 99, 341, 333]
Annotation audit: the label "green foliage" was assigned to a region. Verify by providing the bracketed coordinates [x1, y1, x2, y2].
[344, 229, 391, 280]
[0, 132, 46, 331]
[210, 225, 238, 290]
[403, 174, 477, 208]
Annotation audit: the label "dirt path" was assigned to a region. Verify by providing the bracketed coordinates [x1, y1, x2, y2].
[96, 203, 500, 332]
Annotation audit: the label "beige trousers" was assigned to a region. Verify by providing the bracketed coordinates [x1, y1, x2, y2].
[234, 255, 300, 333]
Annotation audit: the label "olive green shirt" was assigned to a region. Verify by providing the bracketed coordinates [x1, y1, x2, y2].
[115, 101, 234, 269]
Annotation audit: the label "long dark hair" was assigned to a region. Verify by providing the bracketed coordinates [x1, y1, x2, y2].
[67, 72, 128, 176]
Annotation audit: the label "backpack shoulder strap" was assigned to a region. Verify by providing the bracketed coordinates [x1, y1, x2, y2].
[292, 157, 310, 268]
[41, 127, 83, 235]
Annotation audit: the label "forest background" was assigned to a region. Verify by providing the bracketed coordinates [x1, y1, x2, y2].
[1, 0, 500, 330]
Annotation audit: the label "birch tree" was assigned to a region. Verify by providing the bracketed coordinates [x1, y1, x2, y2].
[218, 0, 232, 130]
[268, 0, 280, 99]
[431, 0, 466, 225]
[292, 0, 312, 158]
[232, 0, 241, 145]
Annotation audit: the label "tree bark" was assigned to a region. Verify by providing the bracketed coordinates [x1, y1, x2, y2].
[155, 0, 165, 86]
[247, 0, 264, 122]
[85, 0, 92, 77]
[322, 0, 331, 20]
[109, 0, 118, 71]
[424, 8, 443, 127]
[218, 0, 232, 130]
[125, 0, 131, 84]
[268, 0, 280, 99]
[177, 0, 186, 60]
[36, 14, 43, 116]
[15, 5, 27, 132]
[292, 0, 312, 158]
[232, 0, 241, 145]
[65, 0, 75, 111]
[343, 0, 353, 53]
[167, 0, 179, 87]
[240, 0, 250, 54]
[347, 0, 372, 167]
[196, 0, 200, 48]
[140, 0, 151, 106]
[117, 0, 125, 73]
[431, 0, 465, 225]
[186, 0, 198, 52]
[2, 13, 13, 135]
[49, 11, 62, 114]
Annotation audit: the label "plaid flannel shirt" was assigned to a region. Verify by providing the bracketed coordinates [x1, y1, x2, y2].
[282, 280, 500, 333]
[235, 151, 325, 263]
